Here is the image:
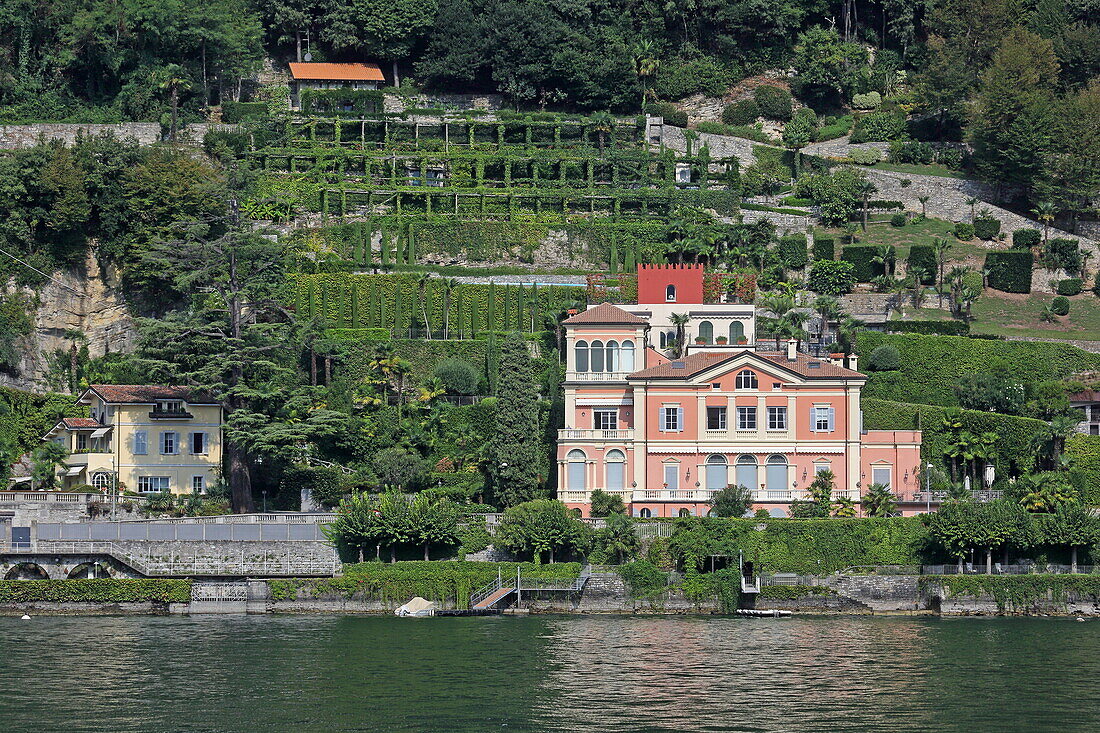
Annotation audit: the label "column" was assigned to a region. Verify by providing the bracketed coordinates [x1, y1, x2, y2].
[756, 395, 766, 438]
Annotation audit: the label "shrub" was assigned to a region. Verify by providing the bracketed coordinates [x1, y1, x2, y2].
[434, 358, 480, 395]
[851, 91, 882, 110]
[723, 100, 760, 126]
[812, 237, 834, 260]
[886, 320, 970, 336]
[781, 197, 813, 207]
[0, 579, 192, 603]
[868, 345, 901, 371]
[984, 250, 1033, 293]
[1012, 229, 1041, 249]
[778, 234, 808, 268]
[954, 222, 974, 240]
[649, 102, 687, 128]
[814, 114, 853, 141]
[907, 245, 937, 284]
[840, 244, 887, 282]
[850, 110, 907, 143]
[890, 213, 907, 227]
[867, 200, 904, 210]
[807, 259, 856, 295]
[753, 86, 793, 121]
[281, 466, 350, 509]
[889, 140, 934, 164]
[849, 148, 882, 165]
[1057, 278, 1083, 296]
[1044, 238, 1082, 272]
[221, 101, 268, 123]
[1051, 296, 1071, 316]
[973, 216, 1001, 240]
[656, 58, 737, 99]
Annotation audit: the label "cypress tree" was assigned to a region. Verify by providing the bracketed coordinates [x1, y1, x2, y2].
[486, 281, 497, 331]
[489, 333, 545, 506]
[368, 283, 379, 327]
[319, 282, 329, 327]
[454, 289, 464, 339]
[407, 222, 417, 264]
[393, 282, 404, 334]
[624, 238, 636, 270]
[609, 235, 619, 274]
[307, 280, 317, 319]
[380, 226, 390, 266]
[470, 292, 481, 336]
[350, 284, 361, 327]
[502, 285, 512, 331]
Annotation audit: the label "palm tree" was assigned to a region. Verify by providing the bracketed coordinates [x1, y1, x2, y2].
[1032, 201, 1056, 247]
[759, 294, 794, 320]
[417, 376, 447, 404]
[933, 237, 953, 305]
[814, 295, 842, 346]
[837, 315, 864, 355]
[158, 64, 193, 142]
[888, 277, 908, 318]
[965, 197, 979, 222]
[416, 273, 432, 339]
[872, 244, 896, 277]
[669, 312, 690, 357]
[862, 483, 898, 517]
[859, 179, 876, 230]
[917, 195, 930, 218]
[908, 266, 929, 308]
[631, 40, 660, 111]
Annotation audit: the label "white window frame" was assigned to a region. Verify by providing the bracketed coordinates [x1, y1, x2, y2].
[767, 406, 787, 431]
[161, 432, 178, 455]
[76, 433, 88, 452]
[137, 476, 171, 493]
[133, 431, 148, 455]
[736, 406, 757, 431]
[871, 466, 893, 489]
[813, 405, 835, 432]
[593, 410, 618, 431]
[192, 475, 206, 494]
[660, 406, 683, 432]
[706, 406, 727, 431]
[663, 464, 679, 490]
[736, 369, 758, 390]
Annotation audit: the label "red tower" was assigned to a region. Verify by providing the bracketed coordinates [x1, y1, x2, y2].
[636, 264, 705, 304]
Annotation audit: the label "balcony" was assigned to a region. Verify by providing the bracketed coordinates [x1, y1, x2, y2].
[558, 489, 632, 504]
[633, 489, 715, 502]
[559, 429, 634, 441]
[569, 372, 630, 382]
[148, 409, 194, 420]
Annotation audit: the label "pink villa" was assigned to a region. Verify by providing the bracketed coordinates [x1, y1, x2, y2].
[556, 265, 923, 518]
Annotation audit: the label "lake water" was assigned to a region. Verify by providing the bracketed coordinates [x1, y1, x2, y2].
[2, 614, 1098, 732]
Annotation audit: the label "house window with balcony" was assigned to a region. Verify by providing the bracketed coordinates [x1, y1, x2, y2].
[137, 476, 171, 493]
[575, 341, 589, 372]
[594, 410, 618, 430]
[767, 406, 787, 431]
[736, 455, 758, 491]
[590, 340, 605, 372]
[871, 465, 893, 489]
[698, 321, 713, 343]
[736, 369, 758, 390]
[161, 432, 179, 455]
[663, 463, 679, 490]
[567, 450, 587, 491]
[660, 406, 683, 432]
[729, 321, 745, 343]
[705, 455, 727, 491]
[605, 341, 619, 371]
[606, 450, 626, 491]
[737, 406, 757, 430]
[156, 400, 185, 414]
[620, 341, 635, 371]
[812, 405, 835, 432]
[76, 433, 88, 452]
[766, 455, 788, 495]
[706, 406, 727, 431]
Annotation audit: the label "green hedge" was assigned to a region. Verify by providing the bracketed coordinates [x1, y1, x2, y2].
[267, 561, 581, 609]
[1012, 229, 1041, 248]
[863, 398, 1047, 473]
[885, 320, 970, 336]
[841, 244, 887, 282]
[906, 245, 936, 284]
[1057, 278, 1083, 296]
[812, 236, 835, 260]
[778, 234, 808, 268]
[985, 250, 1033, 293]
[856, 332, 1100, 406]
[921, 575, 1100, 613]
[973, 216, 1002, 240]
[0, 579, 192, 603]
[221, 101, 268, 123]
[1066, 434, 1100, 505]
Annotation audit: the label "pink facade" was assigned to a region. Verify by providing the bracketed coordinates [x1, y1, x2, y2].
[556, 267, 924, 518]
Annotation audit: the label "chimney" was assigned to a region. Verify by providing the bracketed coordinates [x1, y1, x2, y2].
[846, 354, 859, 371]
[786, 339, 797, 362]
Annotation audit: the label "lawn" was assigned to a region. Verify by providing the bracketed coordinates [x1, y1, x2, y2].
[820, 217, 993, 263]
[871, 161, 970, 179]
[969, 291, 1100, 339]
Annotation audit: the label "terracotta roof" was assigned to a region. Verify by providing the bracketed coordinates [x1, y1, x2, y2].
[627, 351, 865, 380]
[1069, 390, 1100, 403]
[563, 302, 648, 326]
[61, 418, 103, 429]
[84, 385, 218, 404]
[288, 62, 385, 82]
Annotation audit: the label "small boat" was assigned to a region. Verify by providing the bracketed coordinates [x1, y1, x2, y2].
[395, 597, 437, 617]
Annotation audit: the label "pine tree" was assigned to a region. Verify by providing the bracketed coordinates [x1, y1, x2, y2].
[489, 333, 545, 506]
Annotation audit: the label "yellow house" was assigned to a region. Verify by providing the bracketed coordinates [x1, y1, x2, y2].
[43, 385, 223, 495]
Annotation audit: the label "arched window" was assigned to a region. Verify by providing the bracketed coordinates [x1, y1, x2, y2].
[659, 331, 675, 349]
[606, 450, 626, 492]
[736, 369, 758, 389]
[698, 321, 713, 344]
[590, 340, 604, 372]
[729, 321, 745, 343]
[91, 472, 112, 490]
[766, 455, 788, 492]
[678, 508, 692, 517]
[736, 455, 758, 492]
[567, 450, 587, 491]
[575, 340, 589, 372]
[705, 454, 728, 492]
[606, 340, 618, 372]
[620, 341, 635, 371]
[666, 284, 676, 302]
[640, 508, 652, 518]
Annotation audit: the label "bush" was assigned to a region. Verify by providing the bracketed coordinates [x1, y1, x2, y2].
[890, 213, 907, 227]
[867, 200, 904, 210]
[851, 91, 882, 110]
[841, 244, 887, 282]
[973, 216, 1001, 240]
[781, 196, 813, 207]
[754, 86, 793, 121]
[1044, 238, 1082, 272]
[1057, 278, 1083, 296]
[812, 237, 834, 260]
[907, 245, 937, 284]
[0, 579, 192, 603]
[281, 466, 350, 509]
[1051, 296, 1071, 316]
[434, 358, 480, 395]
[984, 250, 1033, 293]
[868, 345, 902, 371]
[778, 235, 808, 268]
[954, 222, 974, 240]
[850, 110, 907, 143]
[886, 320, 970, 336]
[655, 58, 737, 100]
[814, 115, 853, 141]
[807, 259, 856, 295]
[1012, 229, 1041, 249]
[220, 101, 268, 123]
[648, 102, 687, 128]
[722, 100, 760, 126]
[849, 148, 882, 165]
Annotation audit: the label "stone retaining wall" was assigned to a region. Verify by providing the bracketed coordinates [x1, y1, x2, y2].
[0, 123, 160, 149]
[660, 125, 770, 168]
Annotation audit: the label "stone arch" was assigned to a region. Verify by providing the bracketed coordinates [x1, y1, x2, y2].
[5, 562, 49, 580]
[66, 562, 112, 579]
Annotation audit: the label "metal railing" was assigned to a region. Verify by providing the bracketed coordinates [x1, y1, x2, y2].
[922, 563, 1098, 575]
[470, 570, 508, 608]
[191, 582, 249, 602]
[760, 573, 819, 586]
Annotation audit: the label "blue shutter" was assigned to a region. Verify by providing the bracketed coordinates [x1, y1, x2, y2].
[658, 408, 666, 432]
[676, 407, 684, 432]
[828, 407, 836, 432]
[810, 408, 817, 433]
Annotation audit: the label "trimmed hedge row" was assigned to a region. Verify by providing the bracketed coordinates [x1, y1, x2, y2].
[812, 236, 835, 260]
[922, 575, 1100, 613]
[1066, 434, 1100, 505]
[907, 245, 936, 284]
[0, 579, 192, 603]
[841, 244, 888, 282]
[862, 398, 1046, 475]
[885, 320, 970, 336]
[985, 250, 1033, 293]
[856, 332, 1100, 406]
[778, 234, 808, 268]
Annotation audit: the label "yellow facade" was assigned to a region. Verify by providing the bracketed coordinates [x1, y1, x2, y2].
[48, 387, 223, 495]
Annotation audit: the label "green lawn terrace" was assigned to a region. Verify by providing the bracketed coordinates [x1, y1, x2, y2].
[238, 113, 740, 221]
